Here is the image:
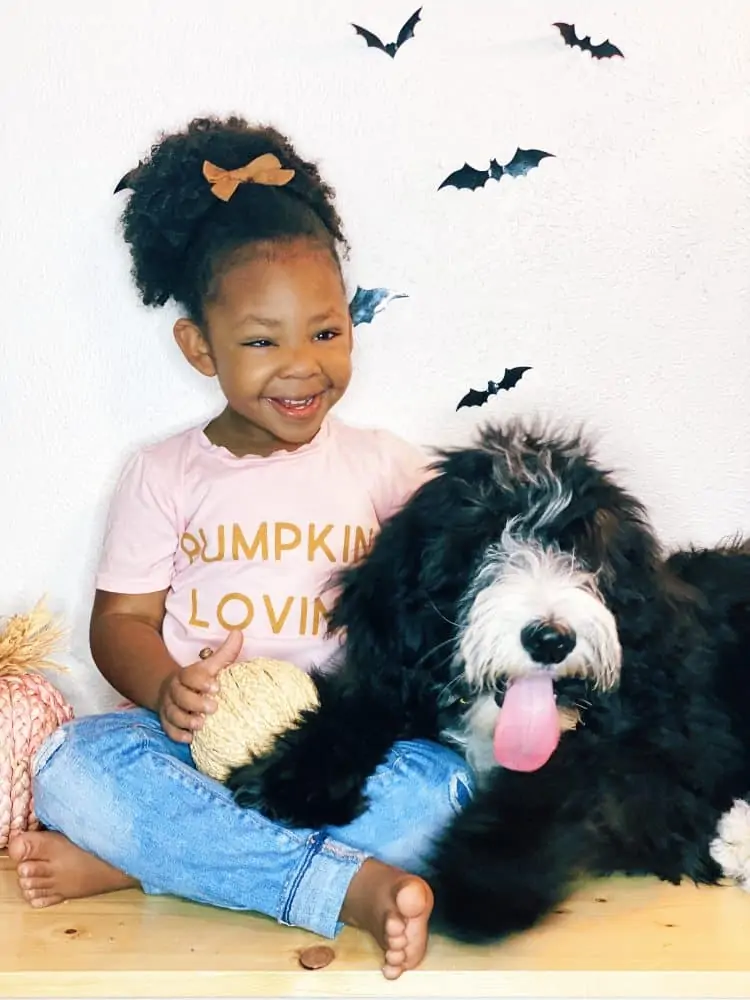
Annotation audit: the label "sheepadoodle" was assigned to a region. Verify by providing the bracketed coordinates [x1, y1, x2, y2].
[228, 421, 750, 943]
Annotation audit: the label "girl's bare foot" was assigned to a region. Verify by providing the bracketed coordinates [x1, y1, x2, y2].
[9, 831, 137, 907]
[340, 858, 434, 980]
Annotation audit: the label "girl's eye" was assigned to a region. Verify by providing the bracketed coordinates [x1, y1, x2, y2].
[314, 329, 340, 342]
[242, 339, 274, 348]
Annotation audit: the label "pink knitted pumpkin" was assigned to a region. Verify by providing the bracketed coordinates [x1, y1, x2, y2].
[0, 601, 74, 850]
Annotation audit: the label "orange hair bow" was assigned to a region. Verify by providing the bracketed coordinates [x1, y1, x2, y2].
[202, 153, 295, 202]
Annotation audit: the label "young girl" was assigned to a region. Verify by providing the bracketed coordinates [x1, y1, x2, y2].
[9, 116, 474, 979]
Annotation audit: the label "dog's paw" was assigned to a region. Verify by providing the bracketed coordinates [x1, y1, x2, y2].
[227, 753, 368, 828]
[226, 759, 277, 814]
[432, 876, 540, 944]
[294, 777, 370, 828]
[710, 798, 750, 891]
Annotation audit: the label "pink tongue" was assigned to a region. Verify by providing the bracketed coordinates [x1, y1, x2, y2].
[493, 674, 560, 772]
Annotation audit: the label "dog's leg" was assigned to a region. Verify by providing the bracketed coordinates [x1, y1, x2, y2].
[226, 670, 410, 827]
[427, 772, 588, 943]
[600, 806, 726, 887]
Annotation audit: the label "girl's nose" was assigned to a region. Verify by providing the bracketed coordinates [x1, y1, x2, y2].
[278, 344, 322, 378]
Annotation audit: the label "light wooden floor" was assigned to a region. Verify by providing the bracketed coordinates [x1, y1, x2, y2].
[3, 853, 750, 999]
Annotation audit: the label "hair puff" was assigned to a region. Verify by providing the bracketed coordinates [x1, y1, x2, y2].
[118, 116, 348, 320]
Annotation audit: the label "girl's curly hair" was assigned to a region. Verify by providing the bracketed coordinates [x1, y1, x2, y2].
[119, 116, 348, 323]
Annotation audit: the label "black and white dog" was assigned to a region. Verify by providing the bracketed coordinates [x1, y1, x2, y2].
[228, 421, 750, 942]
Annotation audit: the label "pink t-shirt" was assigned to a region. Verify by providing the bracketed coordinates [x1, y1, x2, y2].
[96, 416, 430, 672]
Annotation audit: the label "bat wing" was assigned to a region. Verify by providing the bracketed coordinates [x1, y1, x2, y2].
[591, 39, 624, 59]
[438, 163, 489, 191]
[456, 386, 491, 411]
[555, 22, 623, 59]
[395, 7, 422, 50]
[497, 366, 532, 391]
[351, 23, 387, 53]
[552, 22, 578, 47]
[502, 148, 554, 178]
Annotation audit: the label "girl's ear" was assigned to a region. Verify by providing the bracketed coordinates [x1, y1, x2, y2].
[173, 318, 217, 377]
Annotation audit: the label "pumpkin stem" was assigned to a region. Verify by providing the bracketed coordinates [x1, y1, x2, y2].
[0, 598, 69, 678]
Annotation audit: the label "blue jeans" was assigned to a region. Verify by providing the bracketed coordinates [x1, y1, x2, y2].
[32, 709, 473, 938]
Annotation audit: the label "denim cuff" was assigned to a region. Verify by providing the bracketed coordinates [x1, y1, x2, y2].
[280, 831, 368, 938]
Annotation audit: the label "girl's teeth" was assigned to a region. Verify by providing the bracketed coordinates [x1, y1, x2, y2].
[280, 397, 315, 408]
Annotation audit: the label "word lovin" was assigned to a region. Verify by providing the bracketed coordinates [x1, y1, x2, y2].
[189, 589, 332, 636]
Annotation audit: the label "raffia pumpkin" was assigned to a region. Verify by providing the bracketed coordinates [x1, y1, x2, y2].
[191, 657, 319, 782]
[0, 601, 74, 850]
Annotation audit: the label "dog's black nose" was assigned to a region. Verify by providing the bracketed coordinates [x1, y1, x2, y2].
[520, 622, 576, 664]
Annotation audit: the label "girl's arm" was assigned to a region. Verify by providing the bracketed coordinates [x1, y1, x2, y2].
[89, 588, 178, 711]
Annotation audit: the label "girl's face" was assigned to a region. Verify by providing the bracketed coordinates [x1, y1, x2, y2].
[175, 239, 353, 456]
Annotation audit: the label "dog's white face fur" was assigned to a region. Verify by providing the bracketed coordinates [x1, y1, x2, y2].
[459, 524, 622, 692]
[442, 431, 627, 774]
[448, 527, 622, 775]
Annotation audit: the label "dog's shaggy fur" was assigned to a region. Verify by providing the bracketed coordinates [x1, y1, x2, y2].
[228, 421, 750, 943]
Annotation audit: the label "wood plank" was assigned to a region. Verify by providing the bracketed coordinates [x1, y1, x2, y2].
[3, 853, 750, 998]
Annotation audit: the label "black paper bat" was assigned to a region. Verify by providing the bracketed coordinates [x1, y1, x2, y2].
[553, 22, 624, 59]
[456, 367, 532, 411]
[439, 149, 554, 192]
[351, 7, 422, 58]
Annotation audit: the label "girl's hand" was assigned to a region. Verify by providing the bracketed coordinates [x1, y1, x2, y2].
[157, 630, 243, 743]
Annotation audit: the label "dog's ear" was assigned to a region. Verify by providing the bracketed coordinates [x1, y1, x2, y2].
[583, 489, 666, 614]
[328, 465, 493, 678]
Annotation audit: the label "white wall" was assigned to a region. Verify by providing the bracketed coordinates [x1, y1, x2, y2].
[2, 0, 749, 713]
